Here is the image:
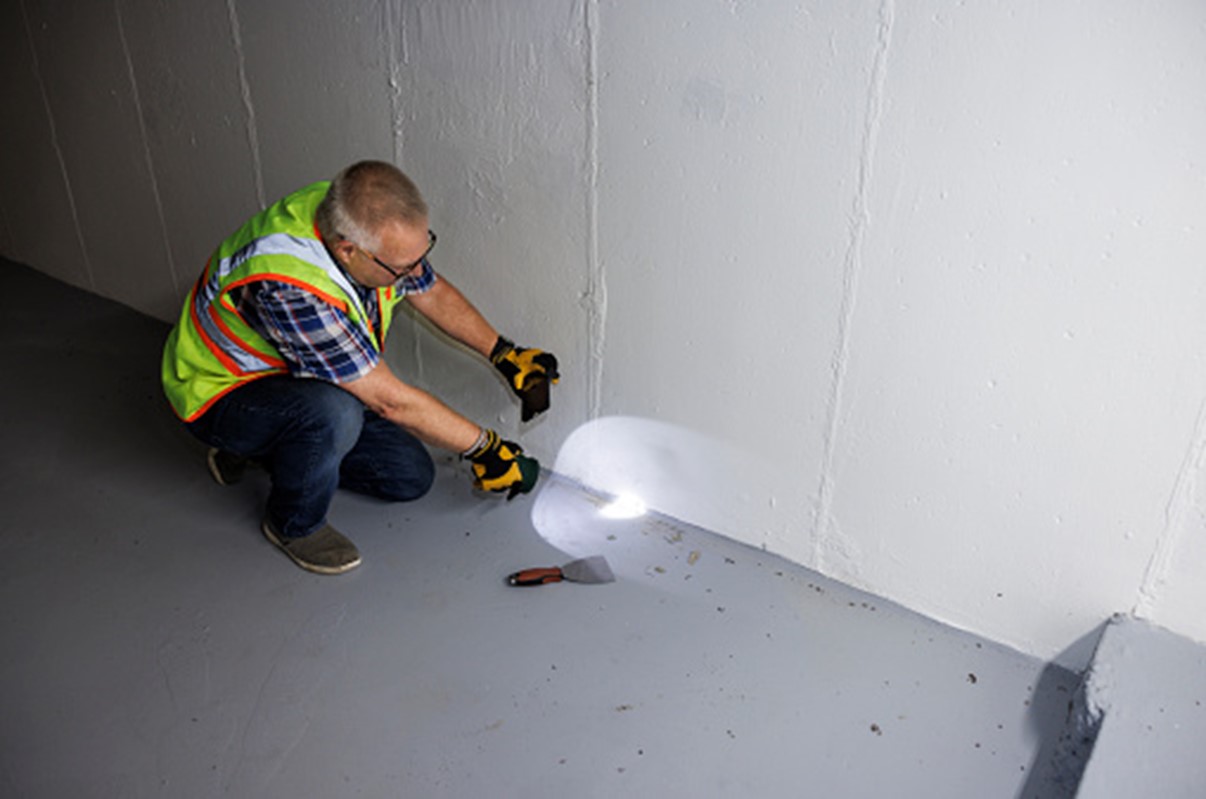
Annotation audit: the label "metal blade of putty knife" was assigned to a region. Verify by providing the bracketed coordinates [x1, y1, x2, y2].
[560, 555, 615, 584]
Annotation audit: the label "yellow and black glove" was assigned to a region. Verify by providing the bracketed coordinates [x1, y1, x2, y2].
[463, 428, 540, 500]
[490, 336, 560, 422]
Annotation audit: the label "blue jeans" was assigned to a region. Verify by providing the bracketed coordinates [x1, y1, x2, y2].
[186, 376, 435, 538]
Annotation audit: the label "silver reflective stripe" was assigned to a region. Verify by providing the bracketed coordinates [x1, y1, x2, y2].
[217, 234, 363, 314]
[192, 233, 363, 373]
[192, 289, 277, 374]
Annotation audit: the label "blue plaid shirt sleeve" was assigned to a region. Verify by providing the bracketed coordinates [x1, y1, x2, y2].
[398, 258, 437, 295]
[243, 282, 380, 384]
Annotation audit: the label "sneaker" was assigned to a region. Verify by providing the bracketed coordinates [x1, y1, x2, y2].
[261, 519, 362, 575]
[207, 447, 248, 486]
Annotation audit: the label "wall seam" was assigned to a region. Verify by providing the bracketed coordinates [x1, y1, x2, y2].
[114, 0, 180, 299]
[813, 0, 895, 570]
[19, 0, 96, 291]
[382, 0, 425, 382]
[225, 0, 266, 209]
[1132, 396, 1206, 618]
[384, 0, 405, 167]
[584, 0, 605, 421]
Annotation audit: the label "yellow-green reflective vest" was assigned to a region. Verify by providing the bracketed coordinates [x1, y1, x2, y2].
[161, 181, 406, 421]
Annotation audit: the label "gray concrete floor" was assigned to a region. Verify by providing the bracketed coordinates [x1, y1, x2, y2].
[0, 260, 1079, 798]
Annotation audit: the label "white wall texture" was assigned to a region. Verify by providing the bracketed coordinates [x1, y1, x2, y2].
[3, 0, 1204, 669]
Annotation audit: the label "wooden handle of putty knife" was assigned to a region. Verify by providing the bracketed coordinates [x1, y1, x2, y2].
[508, 567, 565, 586]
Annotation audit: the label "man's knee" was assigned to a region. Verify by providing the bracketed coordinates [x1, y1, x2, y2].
[375, 448, 436, 502]
[294, 382, 364, 452]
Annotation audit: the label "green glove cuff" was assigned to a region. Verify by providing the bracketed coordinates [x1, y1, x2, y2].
[507, 453, 541, 499]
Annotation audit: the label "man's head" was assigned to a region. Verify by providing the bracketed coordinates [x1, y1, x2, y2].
[317, 160, 433, 288]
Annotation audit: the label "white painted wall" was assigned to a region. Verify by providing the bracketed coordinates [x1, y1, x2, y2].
[832, 2, 1206, 666]
[3, 0, 1205, 669]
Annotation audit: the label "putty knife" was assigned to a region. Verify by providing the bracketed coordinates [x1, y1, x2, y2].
[508, 556, 615, 586]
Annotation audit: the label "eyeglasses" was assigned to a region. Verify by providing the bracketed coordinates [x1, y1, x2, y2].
[355, 230, 437, 282]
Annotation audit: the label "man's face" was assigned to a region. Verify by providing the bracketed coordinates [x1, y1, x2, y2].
[340, 219, 433, 289]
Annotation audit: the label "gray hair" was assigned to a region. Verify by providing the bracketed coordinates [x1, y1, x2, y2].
[315, 160, 428, 251]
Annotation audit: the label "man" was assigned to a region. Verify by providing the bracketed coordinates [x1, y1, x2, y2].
[162, 160, 558, 575]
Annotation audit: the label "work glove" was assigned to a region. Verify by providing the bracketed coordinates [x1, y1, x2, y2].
[463, 428, 540, 500]
[490, 336, 560, 422]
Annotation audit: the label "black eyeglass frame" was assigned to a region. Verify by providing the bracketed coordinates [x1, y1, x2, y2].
[347, 230, 437, 282]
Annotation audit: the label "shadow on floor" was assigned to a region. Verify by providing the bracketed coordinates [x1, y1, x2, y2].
[1016, 621, 1108, 799]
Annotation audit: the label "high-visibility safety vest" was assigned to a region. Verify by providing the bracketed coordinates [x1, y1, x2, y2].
[161, 181, 406, 422]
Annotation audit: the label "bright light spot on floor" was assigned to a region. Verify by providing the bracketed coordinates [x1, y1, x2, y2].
[599, 493, 647, 519]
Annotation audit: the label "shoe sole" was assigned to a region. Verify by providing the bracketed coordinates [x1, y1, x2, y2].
[206, 447, 237, 487]
[261, 521, 361, 575]
[206, 448, 226, 486]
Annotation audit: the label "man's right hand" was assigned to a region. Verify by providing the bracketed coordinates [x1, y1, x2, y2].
[464, 429, 540, 500]
[490, 337, 560, 421]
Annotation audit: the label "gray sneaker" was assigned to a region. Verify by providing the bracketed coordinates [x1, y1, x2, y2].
[206, 447, 248, 486]
[261, 519, 362, 575]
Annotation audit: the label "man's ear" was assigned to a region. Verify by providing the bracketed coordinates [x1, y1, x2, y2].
[330, 238, 356, 264]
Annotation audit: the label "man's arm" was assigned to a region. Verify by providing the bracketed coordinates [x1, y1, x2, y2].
[342, 359, 540, 499]
[244, 279, 538, 497]
[405, 270, 559, 422]
[341, 358, 481, 453]
[405, 274, 498, 358]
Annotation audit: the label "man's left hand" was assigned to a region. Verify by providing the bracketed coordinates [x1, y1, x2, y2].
[491, 336, 560, 421]
[465, 428, 541, 500]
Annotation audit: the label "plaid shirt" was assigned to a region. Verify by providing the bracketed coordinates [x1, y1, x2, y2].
[237, 260, 436, 384]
